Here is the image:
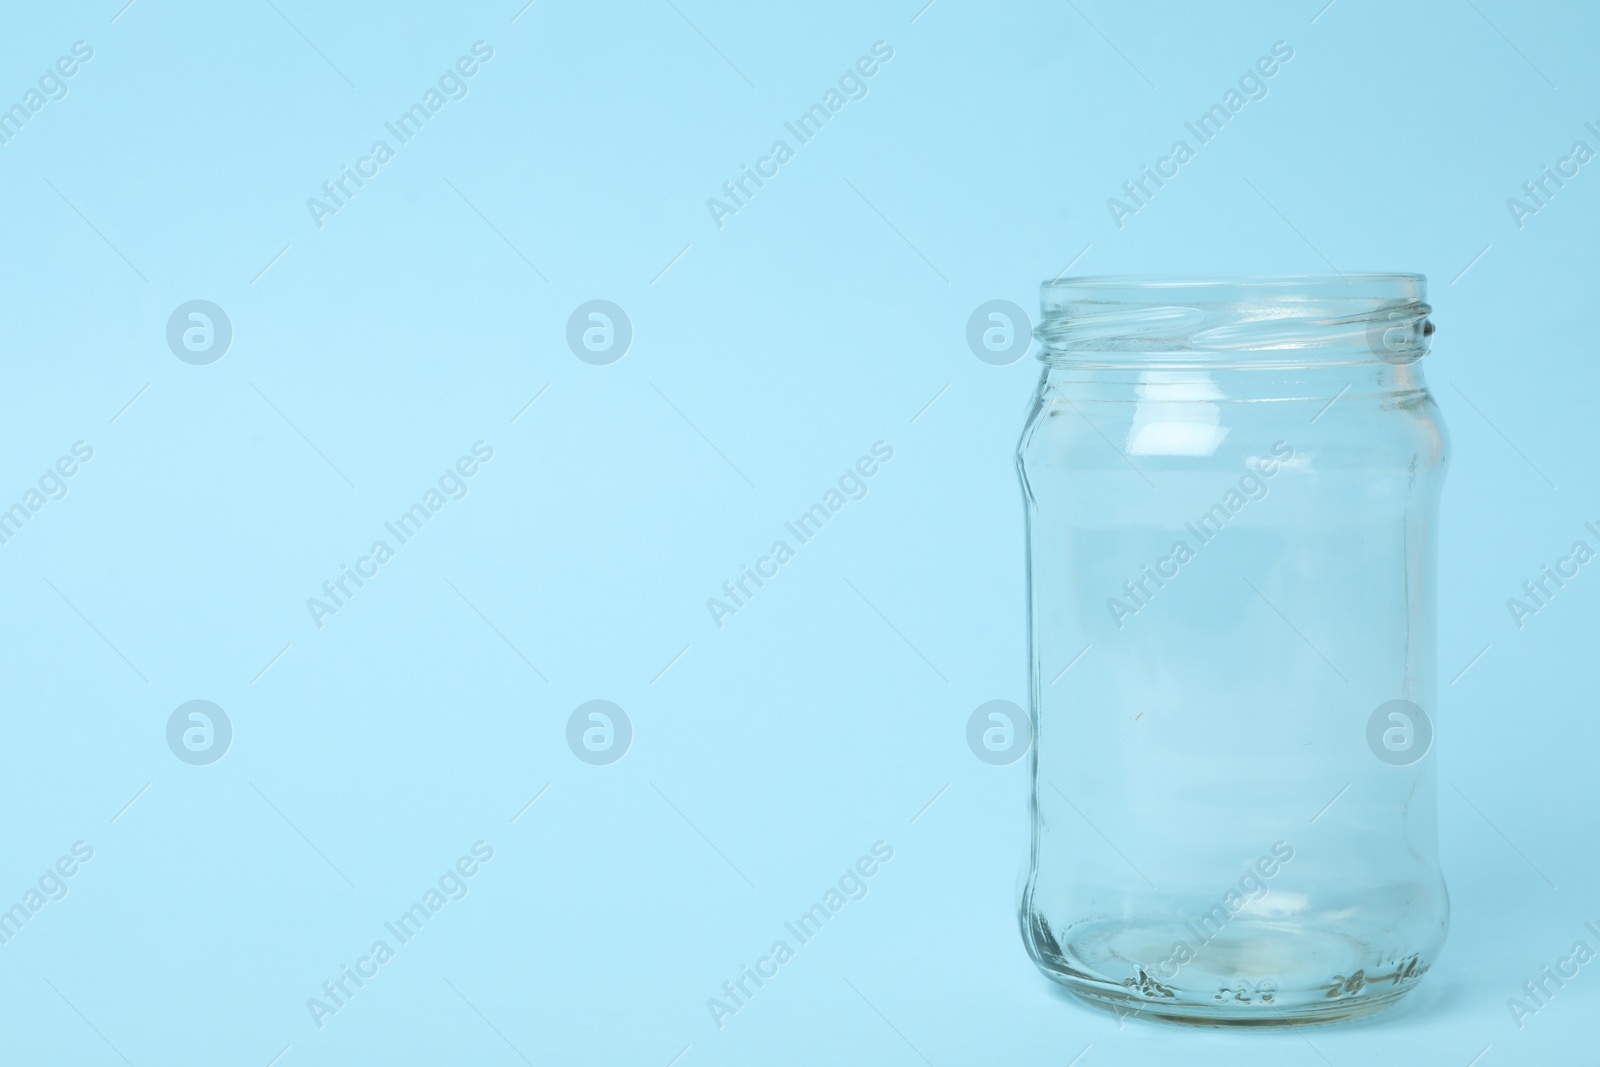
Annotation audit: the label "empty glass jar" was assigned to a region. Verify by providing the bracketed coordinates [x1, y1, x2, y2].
[1017, 275, 1448, 1025]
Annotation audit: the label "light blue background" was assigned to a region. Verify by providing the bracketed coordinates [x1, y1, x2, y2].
[1, 0, 1595, 1063]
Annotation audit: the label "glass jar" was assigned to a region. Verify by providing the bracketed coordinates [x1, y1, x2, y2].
[1016, 275, 1448, 1025]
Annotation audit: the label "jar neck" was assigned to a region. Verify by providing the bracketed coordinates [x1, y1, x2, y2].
[1040, 361, 1430, 401]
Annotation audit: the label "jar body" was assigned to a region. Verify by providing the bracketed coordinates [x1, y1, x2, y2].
[1017, 277, 1448, 1025]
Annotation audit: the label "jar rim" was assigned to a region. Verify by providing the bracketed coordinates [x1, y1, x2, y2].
[1036, 273, 1431, 366]
[1043, 272, 1424, 290]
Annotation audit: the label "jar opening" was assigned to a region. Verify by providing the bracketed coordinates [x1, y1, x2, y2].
[1037, 273, 1431, 367]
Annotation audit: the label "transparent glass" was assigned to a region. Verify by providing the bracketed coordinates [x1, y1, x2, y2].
[1016, 275, 1449, 1026]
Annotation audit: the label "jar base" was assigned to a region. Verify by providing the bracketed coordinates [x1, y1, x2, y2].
[1049, 972, 1420, 1027]
[1027, 916, 1434, 1027]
